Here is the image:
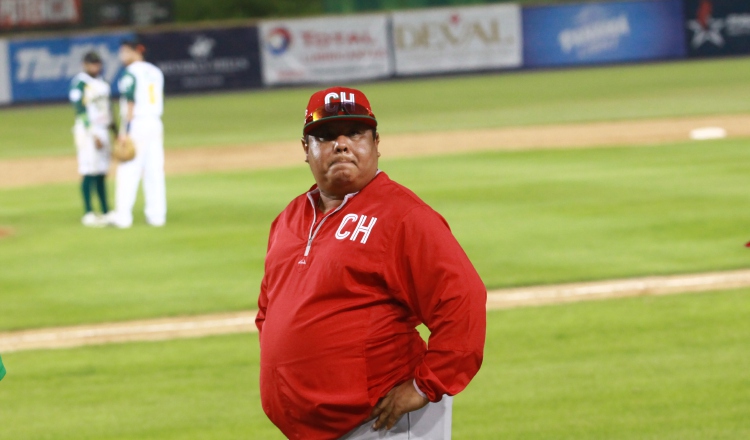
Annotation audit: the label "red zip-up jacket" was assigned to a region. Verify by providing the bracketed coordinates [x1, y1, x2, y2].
[256, 172, 486, 440]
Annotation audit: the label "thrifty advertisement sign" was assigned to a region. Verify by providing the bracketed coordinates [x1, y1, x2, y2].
[9, 32, 132, 102]
[259, 14, 392, 86]
[392, 4, 522, 75]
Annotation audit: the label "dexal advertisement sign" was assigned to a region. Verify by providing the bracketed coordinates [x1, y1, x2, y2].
[392, 4, 522, 75]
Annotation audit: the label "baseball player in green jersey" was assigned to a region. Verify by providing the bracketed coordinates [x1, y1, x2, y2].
[69, 51, 114, 227]
[0, 353, 5, 381]
[109, 39, 166, 228]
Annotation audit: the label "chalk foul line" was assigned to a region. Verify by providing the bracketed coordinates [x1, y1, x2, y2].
[2, 269, 750, 353]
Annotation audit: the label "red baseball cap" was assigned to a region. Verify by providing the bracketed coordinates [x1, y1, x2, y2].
[303, 87, 377, 135]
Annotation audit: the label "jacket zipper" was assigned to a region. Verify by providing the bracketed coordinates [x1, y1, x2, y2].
[303, 192, 355, 258]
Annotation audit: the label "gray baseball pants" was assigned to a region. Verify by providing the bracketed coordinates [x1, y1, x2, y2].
[339, 395, 453, 440]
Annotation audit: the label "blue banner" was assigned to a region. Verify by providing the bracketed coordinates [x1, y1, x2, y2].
[9, 32, 132, 103]
[684, 0, 750, 57]
[137, 27, 262, 94]
[523, 0, 686, 68]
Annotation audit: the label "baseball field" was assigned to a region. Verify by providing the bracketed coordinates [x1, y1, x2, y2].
[1, 57, 750, 438]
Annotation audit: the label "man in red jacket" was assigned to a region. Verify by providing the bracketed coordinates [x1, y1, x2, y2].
[256, 86, 486, 440]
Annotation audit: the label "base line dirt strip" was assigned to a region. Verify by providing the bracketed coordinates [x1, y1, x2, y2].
[2, 269, 750, 353]
[2, 114, 750, 189]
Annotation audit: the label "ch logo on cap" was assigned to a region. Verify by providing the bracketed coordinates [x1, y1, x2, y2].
[325, 92, 355, 112]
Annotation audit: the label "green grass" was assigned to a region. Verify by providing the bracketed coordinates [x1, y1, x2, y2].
[2, 58, 750, 158]
[0, 334, 279, 440]
[1, 288, 749, 439]
[2, 139, 750, 330]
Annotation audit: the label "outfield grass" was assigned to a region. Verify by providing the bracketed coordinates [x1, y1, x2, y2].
[1, 58, 750, 158]
[1, 288, 748, 439]
[2, 139, 750, 330]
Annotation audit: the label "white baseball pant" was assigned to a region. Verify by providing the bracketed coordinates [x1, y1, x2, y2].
[339, 395, 452, 440]
[73, 123, 110, 176]
[113, 118, 166, 228]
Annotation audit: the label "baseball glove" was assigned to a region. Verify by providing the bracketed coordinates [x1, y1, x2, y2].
[113, 137, 136, 162]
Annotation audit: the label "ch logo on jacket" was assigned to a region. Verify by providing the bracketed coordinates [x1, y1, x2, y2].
[335, 214, 377, 244]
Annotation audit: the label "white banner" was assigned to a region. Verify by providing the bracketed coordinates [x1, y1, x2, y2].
[0, 39, 9, 104]
[0, 0, 80, 28]
[259, 14, 392, 86]
[392, 4, 522, 75]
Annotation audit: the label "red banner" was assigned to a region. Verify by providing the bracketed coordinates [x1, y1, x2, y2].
[0, 0, 80, 29]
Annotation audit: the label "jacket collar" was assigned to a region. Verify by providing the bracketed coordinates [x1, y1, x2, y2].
[305, 169, 385, 199]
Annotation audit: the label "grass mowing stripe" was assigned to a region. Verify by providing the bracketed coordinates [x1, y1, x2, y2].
[455, 288, 750, 439]
[0, 333, 281, 440]
[2, 58, 750, 158]
[2, 139, 750, 330]
[1, 289, 748, 439]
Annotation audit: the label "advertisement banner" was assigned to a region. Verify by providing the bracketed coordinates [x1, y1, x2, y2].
[138, 27, 262, 94]
[259, 14, 392, 86]
[82, 0, 173, 28]
[523, 0, 686, 67]
[392, 4, 522, 75]
[9, 32, 132, 102]
[0, 39, 9, 104]
[685, 0, 750, 57]
[0, 0, 80, 29]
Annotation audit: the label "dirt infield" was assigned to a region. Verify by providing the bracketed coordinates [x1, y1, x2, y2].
[2, 269, 749, 353]
[1, 114, 749, 189]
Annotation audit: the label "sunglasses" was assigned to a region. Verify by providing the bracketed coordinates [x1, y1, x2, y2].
[305, 102, 376, 127]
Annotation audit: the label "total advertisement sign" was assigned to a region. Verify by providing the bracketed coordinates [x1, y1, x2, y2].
[523, 0, 686, 67]
[685, 0, 750, 57]
[138, 27, 262, 94]
[259, 14, 392, 86]
[8, 32, 132, 102]
[392, 4, 522, 75]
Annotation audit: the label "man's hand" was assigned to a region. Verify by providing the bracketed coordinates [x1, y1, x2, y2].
[369, 381, 429, 431]
[94, 136, 104, 150]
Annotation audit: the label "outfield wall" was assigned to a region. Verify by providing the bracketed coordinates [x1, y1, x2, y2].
[0, 0, 748, 104]
[0, 39, 9, 105]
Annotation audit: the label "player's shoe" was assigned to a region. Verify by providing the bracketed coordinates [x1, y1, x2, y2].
[101, 211, 123, 228]
[102, 211, 115, 224]
[81, 212, 106, 228]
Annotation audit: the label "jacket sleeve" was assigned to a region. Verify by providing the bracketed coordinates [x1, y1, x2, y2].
[69, 79, 89, 128]
[256, 217, 279, 336]
[385, 206, 487, 402]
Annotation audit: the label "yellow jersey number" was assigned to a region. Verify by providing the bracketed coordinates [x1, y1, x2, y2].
[148, 83, 157, 105]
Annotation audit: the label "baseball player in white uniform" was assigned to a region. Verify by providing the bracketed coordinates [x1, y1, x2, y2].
[111, 39, 166, 228]
[69, 51, 113, 227]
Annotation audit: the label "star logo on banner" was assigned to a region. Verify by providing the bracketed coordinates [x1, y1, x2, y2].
[688, 18, 725, 48]
[688, 0, 725, 48]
